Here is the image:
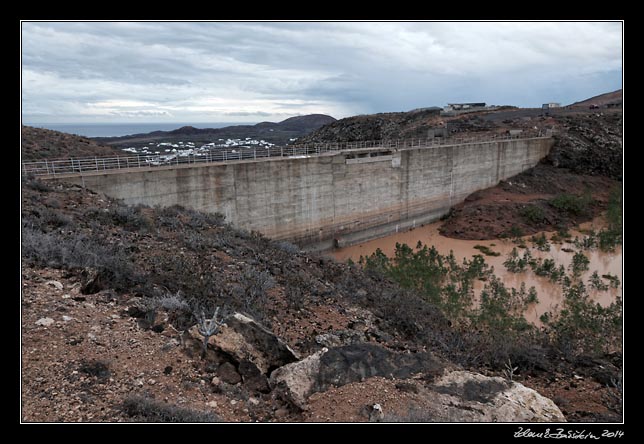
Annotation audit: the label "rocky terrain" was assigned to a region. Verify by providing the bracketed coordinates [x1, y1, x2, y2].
[92, 114, 336, 149]
[298, 108, 445, 142]
[21, 93, 622, 423]
[300, 90, 621, 146]
[439, 110, 622, 240]
[568, 89, 622, 109]
[21, 177, 621, 422]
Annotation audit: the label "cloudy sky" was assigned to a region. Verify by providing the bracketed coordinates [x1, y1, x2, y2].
[21, 21, 622, 124]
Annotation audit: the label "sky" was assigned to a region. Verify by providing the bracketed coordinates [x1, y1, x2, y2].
[21, 21, 623, 124]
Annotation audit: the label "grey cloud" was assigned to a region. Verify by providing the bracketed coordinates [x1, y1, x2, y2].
[223, 111, 275, 117]
[21, 21, 622, 123]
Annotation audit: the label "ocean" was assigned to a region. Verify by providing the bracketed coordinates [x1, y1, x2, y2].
[23, 122, 254, 138]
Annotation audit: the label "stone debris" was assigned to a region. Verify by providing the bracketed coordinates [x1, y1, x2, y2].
[35, 318, 55, 327]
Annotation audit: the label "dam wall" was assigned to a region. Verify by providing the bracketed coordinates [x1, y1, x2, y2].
[59, 137, 553, 250]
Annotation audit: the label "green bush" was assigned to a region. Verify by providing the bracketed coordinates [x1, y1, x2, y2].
[541, 283, 622, 357]
[598, 189, 622, 251]
[549, 193, 592, 216]
[589, 271, 609, 291]
[508, 225, 524, 238]
[520, 204, 546, 225]
[359, 242, 492, 323]
[475, 277, 533, 333]
[570, 252, 590, 277]
[531, 258, 557, 277]
[473, 245, 501, 257]
[602, 273, 621, 289]
[531, 233, 551, 252]
[503, 247, 532, 273]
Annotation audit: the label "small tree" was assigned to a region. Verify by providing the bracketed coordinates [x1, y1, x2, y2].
[196, 307, 225, 359]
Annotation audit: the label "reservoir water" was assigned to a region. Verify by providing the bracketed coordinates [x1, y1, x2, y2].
[330, 217, 622, 325]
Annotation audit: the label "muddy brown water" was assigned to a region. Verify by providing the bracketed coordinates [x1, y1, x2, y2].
[329, 218, 622, 326]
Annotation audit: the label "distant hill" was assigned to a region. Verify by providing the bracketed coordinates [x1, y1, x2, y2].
[299, 109, 445, 143]
[299, 107, 504, 143]
[568, 89, 622, 108]
[93, 114, 336, 148]
[21, 125, 124, 161]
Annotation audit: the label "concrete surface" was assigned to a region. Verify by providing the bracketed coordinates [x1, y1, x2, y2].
[63, 137, 553, 250]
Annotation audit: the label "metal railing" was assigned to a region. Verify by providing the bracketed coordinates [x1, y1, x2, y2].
[21, 130, 549, 177]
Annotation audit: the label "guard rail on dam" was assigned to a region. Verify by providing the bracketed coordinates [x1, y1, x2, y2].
[22, 132, 554, 251]
[21, 130, 548, 178]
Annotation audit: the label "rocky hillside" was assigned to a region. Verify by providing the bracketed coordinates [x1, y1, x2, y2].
[22, 125, 123, 161]
[547, 112, 623, 180]
[93, 114, 336, 149]
[439, 110, 623, 239]
[299, 108, 446, 142]
[568, 89, 622, 108]
[21, 178, 621, 422]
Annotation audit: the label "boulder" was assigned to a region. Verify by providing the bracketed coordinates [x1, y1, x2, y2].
[270, 348, 327, 410]
[426, 371, 566, 422]
[270, 344, 564, 421]
[238, 360, 271, 393]
[191, 312, 300, 375]
[317, 343, 443, 389]
[314, 330, 363, 348]
[216, 362, 242, 385]
[269, 343, 444, 410]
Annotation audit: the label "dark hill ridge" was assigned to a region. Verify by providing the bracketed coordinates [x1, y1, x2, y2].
[302, 90, 623, 144]
[299, 108, 446, 143]
[568, 89, 622, 108]
[93, 114, 336, 148]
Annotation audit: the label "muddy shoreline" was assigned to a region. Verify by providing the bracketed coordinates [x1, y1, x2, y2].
[438, 164, 620, 241]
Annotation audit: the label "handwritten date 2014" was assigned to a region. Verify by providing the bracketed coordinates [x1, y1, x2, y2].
[514, 427, 624, 439]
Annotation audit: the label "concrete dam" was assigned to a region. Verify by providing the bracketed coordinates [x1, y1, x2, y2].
[26, 135, 553, 250]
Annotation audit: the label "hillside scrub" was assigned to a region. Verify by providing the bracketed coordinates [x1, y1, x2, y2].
[20, 178, 622, 421]
[21, 179, 620, 370]
[358, 240, 621, 367]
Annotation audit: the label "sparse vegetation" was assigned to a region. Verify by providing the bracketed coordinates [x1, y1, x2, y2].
[589, 271, 609, 291]
[520, 204, 546, 225]
[22, 227, 141, 293]
[239, 269, 275, 319]
[531, 258, 557, 278]
[473, 245, 501, 256]
[541, 283, 622, 357]
[78, 359, 111, 380]
[597, 188, 622, 251]
[503, 248, 531, 273]
[570, 252, 590, 277]
[121, 395, 221, 422]
[274, 240, 300, 254]
[531, 233, 551, 252]
[549, 192, 592, 217]
[602, 273, 621, 289]
[196, 306, 226, 358]
[24, 177, 52, 192]
[360, 242, 492, 324]
[507, 225, 524, 239]
[502, 359, 519, 381]
[20, 173, 622, 422]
